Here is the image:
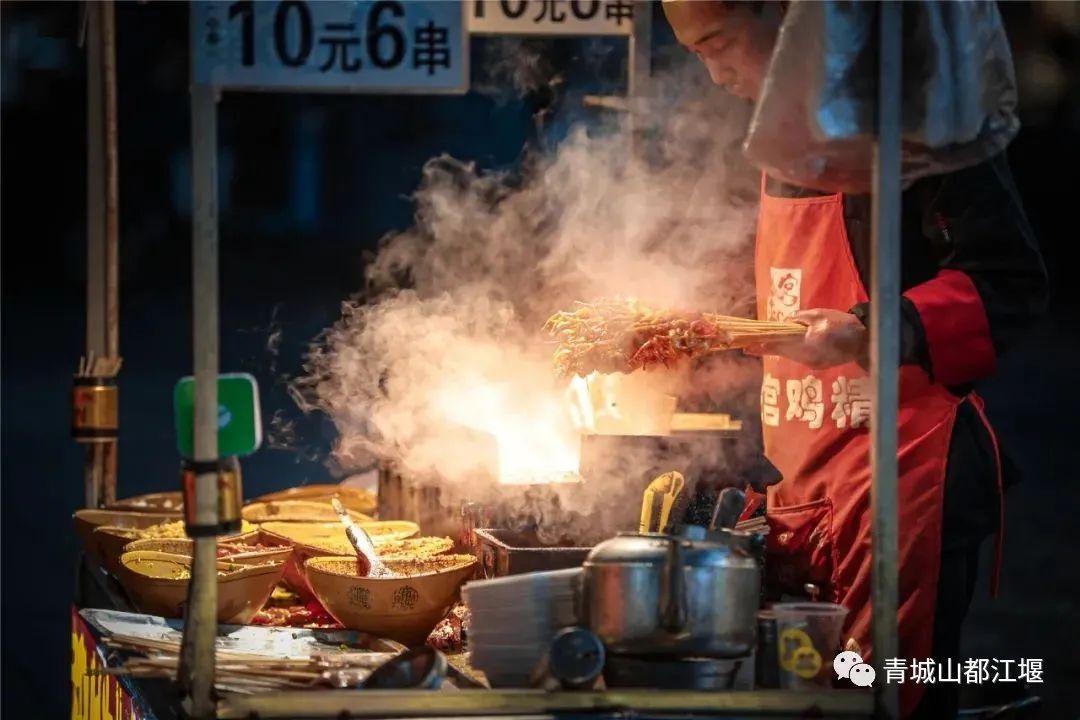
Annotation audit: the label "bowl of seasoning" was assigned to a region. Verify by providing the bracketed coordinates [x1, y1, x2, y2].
[116, 549, 286, 624]
[305, 554, 477, 644]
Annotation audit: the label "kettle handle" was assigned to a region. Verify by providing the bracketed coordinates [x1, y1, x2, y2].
[658, 537, 688, 635]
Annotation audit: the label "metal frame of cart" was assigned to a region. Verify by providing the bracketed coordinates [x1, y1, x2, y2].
[80, 2, 903, 717]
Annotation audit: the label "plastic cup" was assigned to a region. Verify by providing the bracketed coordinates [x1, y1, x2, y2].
[771, 602, 849, 690]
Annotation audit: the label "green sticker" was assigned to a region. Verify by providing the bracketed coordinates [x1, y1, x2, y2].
[173, 373, 262, 458]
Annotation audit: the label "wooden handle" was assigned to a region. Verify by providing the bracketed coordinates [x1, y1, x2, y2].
[670, 413, 742, 432]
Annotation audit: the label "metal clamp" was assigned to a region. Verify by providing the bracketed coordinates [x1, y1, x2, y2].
[71, 375, 118, 442]
[180, 457, 243, 537]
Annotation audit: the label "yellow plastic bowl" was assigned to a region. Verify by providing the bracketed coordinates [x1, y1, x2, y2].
[94, 525, 258, 578]
[123, 538, 293, 567]
[74, 509, 180, 567]
[116, 550, 285, 624]
[106, 492, 185, 513]
[305, 554, 478, 644]
[371, 537, 455, 560]
[260, 521, 420, 597]
[241, 500, 373, 524]
[252, 485, 377, 515]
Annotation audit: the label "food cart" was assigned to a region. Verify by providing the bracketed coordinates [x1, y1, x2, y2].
[72, 1, 909, 718]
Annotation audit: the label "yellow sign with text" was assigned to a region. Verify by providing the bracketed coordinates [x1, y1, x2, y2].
[71, 609, 141, 720]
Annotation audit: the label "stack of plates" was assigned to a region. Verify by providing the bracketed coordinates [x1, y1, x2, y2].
[463, 568, 582, 687]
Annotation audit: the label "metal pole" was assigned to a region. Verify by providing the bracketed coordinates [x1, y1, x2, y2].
[628, 0, 652, 98]
[177, 82, 220, 720]
[84, 0, 107, 509]
[85, 0, 106, 363]
[870, 2, 902, 719]
[627, 1, 652, 163]
[101, 0, 121, 506]
[102, 0, 120, 363]
[83, 0, 121, 509]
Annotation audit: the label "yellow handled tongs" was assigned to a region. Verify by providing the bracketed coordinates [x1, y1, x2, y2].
[639, 471, 685, 534]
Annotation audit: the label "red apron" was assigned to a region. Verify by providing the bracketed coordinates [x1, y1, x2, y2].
[753, 176, 971, 716]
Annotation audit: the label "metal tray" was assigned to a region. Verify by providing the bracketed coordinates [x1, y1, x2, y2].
[79, 608, 405, 657]
[473, 528, 591, 578]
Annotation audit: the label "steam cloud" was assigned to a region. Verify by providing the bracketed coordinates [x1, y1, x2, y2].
[292, 61, 762, 533]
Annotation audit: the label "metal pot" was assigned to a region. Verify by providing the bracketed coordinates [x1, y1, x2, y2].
[582, 529, 760, 659]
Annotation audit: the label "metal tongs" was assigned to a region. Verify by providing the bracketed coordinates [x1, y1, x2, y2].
[709, 487, 746, 532]
[639, 471, 685, 534]
[331, 496, 391, 577]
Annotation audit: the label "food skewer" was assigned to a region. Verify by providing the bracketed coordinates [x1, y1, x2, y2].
[544, 298, 805, 377]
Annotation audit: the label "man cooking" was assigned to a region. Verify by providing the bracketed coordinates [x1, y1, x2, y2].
[661, 1, 1048, 717]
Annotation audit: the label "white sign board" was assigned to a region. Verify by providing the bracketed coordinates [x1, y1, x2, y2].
[192, 1, 468, 93]
[468, 0, 635, 36]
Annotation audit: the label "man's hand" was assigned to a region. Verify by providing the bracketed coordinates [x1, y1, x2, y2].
[744, 309, 869, 369]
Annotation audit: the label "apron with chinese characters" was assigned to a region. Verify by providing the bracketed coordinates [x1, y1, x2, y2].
[753, 176, 996, 715]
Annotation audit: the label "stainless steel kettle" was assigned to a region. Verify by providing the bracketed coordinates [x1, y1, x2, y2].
[582, 528, 760, 659]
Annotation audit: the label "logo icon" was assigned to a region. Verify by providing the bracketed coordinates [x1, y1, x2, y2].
[834, 650, 861, 679]
[767, 267, 802, 321]
[834, 650, 876, 687]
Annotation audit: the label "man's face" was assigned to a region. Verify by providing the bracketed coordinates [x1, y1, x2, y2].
[665, 2, 782, 100]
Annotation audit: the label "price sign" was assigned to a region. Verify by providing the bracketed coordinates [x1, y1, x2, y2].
[193, 1, 467, 93]
[468, 0, 635, 36]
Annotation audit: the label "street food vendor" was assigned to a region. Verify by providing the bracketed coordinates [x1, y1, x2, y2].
[660, 2, 1049, 717]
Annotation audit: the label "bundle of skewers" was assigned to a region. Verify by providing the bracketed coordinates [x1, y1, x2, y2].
[77, 351, 123, 379]
[96, 634, 395, 694]
[544, 298, 805, 377]
[734, 515, 770, 536]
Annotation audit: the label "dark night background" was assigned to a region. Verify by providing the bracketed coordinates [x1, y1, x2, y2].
[2, 2, 1079, 717]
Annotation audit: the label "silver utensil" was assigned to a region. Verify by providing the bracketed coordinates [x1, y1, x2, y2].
[331, 496, 391, 578]
[710, 487, 747, 532]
